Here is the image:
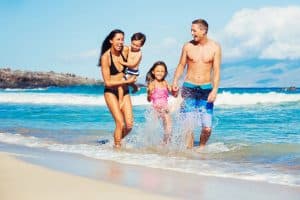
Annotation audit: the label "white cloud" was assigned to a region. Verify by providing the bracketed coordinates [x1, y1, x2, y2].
[221, 6, 300, 60]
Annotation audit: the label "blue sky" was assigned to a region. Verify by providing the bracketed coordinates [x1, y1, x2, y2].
[1, 0, 300, 87]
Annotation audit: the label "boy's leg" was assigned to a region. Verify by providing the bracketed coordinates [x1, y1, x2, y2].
[127, 75, 139, 93]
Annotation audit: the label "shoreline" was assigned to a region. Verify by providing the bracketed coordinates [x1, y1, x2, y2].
[0, 146, 299, 200]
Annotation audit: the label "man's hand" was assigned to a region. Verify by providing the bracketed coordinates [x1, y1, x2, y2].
[207, 90, 217, 103]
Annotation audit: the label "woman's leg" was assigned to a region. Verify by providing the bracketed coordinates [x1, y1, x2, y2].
[120, 94, 133, 139]
[118, 86, 124, 109]
[104, 92, 125, 148]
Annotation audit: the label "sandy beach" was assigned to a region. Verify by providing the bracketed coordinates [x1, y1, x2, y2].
[0, 152, 176, 200]
[1, 150, 299, 200]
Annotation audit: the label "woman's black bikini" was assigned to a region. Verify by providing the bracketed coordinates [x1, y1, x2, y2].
[104, 52, 129, 99]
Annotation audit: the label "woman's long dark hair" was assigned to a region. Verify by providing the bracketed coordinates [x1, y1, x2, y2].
[145, 61, 168, 84]
[97, 29, 124, 67]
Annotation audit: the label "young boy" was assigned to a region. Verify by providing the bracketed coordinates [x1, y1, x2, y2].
[118, 32, 146, 107]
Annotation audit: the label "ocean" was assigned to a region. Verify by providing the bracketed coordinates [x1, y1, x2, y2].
[0, 85, 299, 187]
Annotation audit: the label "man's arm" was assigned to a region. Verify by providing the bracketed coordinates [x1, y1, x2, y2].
[207, 43, 221, 102]
[172, 44, 188, 92]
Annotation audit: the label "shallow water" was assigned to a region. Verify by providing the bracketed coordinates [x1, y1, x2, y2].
[0, 86, 300, 186]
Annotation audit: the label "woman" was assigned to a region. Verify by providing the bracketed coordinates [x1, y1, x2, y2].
[98, 29, 136, 148]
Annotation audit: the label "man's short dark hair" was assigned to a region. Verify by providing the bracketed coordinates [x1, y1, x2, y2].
[192, 19, 209, 32]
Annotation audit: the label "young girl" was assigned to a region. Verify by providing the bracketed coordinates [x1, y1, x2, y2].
[146, 61, 172, 144]
[118, 32, 146, 108]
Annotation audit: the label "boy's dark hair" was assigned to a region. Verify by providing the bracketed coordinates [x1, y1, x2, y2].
[131, 32, 146, 46]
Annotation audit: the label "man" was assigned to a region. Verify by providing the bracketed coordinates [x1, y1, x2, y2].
[172, 19, 221, 150]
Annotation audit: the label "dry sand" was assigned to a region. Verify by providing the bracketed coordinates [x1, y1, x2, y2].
[1, 151, 299, 200]
[0, 152, 176, 200]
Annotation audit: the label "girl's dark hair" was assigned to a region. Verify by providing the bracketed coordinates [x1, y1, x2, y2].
[131, 32, 146, 46]
[97, 29, 124, 67]
[145, 61, 168, 84]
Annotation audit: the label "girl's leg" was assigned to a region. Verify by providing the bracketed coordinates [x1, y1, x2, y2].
[162, 113, 172, 144]
[120, 93, 133, 139]
[185, 131, 194, 149]
[104, 92, 125, 148]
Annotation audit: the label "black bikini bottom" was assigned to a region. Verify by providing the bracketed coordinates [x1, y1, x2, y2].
[104, 86, 129, 99]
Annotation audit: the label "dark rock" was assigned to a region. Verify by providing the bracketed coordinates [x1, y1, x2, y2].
[0, 68, 102, 88]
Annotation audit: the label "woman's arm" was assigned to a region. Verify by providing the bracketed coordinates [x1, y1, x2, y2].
[101, 53, 135, 87]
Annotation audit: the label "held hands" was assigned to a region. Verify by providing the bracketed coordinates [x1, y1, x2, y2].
[171, 84, 179, 97]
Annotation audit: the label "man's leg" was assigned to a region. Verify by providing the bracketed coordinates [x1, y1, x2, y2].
[199, 127, 211, 149]
[198, 100, 213, 149]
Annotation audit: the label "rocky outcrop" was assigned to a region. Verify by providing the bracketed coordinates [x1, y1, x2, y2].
[0, 68, 101, 88]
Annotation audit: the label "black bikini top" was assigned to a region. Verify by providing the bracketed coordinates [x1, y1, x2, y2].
[109, 51, 127, 75]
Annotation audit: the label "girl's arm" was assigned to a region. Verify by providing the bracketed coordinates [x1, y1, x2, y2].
[101, 53, 136, 87]
[165, 80, 178, 97]
[164, 81, 172, 93]
[147, 82, 154, 102]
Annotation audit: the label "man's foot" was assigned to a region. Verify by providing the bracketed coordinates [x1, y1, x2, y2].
[195, 145, 205, 152]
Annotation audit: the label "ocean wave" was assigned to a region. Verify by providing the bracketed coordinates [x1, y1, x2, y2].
[0, 92, 300, 106]
[2, 88, 49, 92]
[215, 91, 300, 105]
[0, 132, 299, 187]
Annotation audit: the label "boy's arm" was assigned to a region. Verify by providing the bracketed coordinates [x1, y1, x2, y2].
[119, 52, 142, 68]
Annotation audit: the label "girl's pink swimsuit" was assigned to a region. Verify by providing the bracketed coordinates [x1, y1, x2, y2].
[150, 87, 169, 110]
